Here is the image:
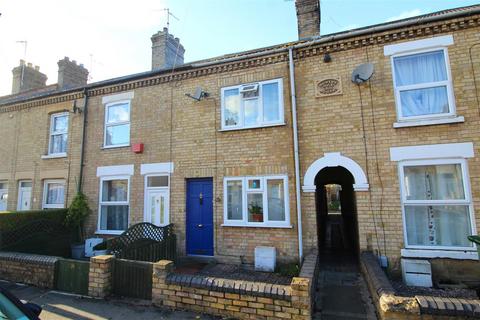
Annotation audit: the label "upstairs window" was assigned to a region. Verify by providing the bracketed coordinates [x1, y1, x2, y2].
[221, 78, 284, 130]
[385, 35, 457, 125]
[392, 49, 454, 120]
[49, 113, 68, 155]
[104, 101, 130, 147]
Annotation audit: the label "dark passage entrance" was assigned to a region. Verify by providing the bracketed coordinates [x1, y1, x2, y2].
[315, 166, 359, 256]
[313, 167, 377, 319]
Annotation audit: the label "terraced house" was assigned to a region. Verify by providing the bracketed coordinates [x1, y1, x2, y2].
[1, 0, 480, 286]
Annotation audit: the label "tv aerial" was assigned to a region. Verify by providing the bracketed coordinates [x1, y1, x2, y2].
[351, 63, 374, 84]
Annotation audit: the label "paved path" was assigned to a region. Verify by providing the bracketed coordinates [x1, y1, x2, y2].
[1, 281, 218, 320]
[313, 253, 377, 320]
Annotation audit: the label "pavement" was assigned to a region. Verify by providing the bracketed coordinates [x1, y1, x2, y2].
[1, 280, 220, 320]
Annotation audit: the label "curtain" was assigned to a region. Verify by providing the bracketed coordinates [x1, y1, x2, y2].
[404, 164, 464, 200]
[268, 179, 285, 221]
[394, 50, 449, 116]
[47, 183, 64, 204]
[227, 180, 242, 220]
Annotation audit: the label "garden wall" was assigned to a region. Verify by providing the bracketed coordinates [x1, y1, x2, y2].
[0, 251, 59, 288]
[150, 252, 318, 320]
[360, 252, 480, 320]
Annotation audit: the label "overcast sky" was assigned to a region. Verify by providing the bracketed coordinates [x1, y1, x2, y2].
[0, 0, 478, 96]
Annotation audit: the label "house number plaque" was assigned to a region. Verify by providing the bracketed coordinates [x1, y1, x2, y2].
[315, 77, 342, 97]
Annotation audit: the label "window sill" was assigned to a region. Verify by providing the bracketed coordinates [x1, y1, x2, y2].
[393, 116, 464, 128]
[219, 122, 286, 132]
[221, 223, 293, 229]
[401, 248, 478, 260]
[95, 230, 124, 236]
[41, 153, 67, 159]
[101, 144, 130, 150]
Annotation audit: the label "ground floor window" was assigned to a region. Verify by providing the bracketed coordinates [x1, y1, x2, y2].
[42, 180, 65, 209]
[98, 176, 129, 233]
[0, 181, 8, 211]
[399, 159, 474, 250]
[223, 175, 290, 227]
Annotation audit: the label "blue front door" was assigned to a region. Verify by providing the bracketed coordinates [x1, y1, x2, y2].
[186, 178, 214, 256]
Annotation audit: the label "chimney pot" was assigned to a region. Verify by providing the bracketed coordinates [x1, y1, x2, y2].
[34, 65, 40, 71]
[27, 62, 32, 68]
[20, 59, 25, 66]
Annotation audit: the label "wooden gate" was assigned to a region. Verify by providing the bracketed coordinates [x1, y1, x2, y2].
[113, 259, 153, 300]
[55, 259, 89, 295]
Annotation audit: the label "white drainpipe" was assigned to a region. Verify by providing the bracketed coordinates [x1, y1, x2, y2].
[288, 48, 303, 261]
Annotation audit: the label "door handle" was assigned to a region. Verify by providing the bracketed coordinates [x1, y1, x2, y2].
[197, 224, 203, 228]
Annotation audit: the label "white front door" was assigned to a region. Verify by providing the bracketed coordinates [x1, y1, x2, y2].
[17, 181, 32, 211]
[146, 189, 169, 226]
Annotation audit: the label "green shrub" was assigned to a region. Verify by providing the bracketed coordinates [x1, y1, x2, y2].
[0, 209, 68, 232]
[276, 262, 300, 277]
[65, 192, 91, 243]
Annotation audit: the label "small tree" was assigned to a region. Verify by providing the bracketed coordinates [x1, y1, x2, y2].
[65, 192, 91, 243]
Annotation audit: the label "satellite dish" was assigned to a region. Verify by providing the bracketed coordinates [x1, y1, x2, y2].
[351, 63, 374, 84]
[185, 87, 209, 101]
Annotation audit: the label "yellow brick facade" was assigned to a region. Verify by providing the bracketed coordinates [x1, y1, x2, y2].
[1, 12, 479, 269]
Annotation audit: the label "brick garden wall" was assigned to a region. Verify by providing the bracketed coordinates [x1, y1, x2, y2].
[0, 252, 59, 288]
[151, 259, 315, 320]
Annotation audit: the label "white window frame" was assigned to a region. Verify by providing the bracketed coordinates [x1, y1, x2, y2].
[390, 47, 456, 122]
[220, 78, 284, 130]
[103, 100, 131, 148]
[42, 179, 66, 209]
[0, 181, 8, 211]
[143, 174, 170, 226]
[48, 112, 69, 156]
[398, 158, 476, 252]
[223, 175, 291, 228]
[97, 175, 130, 235]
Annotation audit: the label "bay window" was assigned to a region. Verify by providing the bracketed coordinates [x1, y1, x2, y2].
[98, 176, 129, 233]
[399, 160, 474, 250]
[221, 78, 284, 130]
[224, 176, 290, 227]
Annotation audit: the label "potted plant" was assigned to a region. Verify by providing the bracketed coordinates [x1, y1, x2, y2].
[249, 203, 263, 222]
[65, 192, 91, 259]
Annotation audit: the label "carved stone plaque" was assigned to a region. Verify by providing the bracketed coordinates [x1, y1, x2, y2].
[315, 77, 342, 97]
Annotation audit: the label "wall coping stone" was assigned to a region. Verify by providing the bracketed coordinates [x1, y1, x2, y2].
[0, 251, 59, 266]
[166, 273, 292, 300]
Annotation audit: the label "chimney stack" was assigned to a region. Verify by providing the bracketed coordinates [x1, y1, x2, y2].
[57, 57, 89, 89]
[295, 0, 321, 39]
[151, 28, 185, 70]
[11, 60, 48, 94]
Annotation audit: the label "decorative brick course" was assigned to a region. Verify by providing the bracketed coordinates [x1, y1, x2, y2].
[0, 252, 58, 288]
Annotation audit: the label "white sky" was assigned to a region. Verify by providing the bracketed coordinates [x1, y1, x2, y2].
[0, 0, 167, 96]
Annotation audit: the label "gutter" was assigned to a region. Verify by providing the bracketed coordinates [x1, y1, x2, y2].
[288, 48, 303, 261]
[77, 88, 89, 193]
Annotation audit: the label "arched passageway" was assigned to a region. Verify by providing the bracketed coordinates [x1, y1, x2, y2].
[315, 166, 359, 256]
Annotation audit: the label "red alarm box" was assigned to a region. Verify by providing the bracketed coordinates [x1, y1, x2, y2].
[132, 143, 144, 153]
